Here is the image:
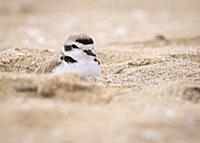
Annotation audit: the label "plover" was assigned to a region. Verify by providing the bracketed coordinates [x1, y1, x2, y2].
[36, 34, 101, 77]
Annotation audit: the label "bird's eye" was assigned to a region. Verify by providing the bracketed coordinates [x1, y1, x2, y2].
[72, 44, 79, 49]
[64, 45, 72, 51]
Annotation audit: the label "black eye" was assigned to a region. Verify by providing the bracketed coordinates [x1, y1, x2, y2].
[72, 44, 79, 49]
[64, 45, 72, 51]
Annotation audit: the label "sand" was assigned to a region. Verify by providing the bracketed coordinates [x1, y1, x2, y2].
[0, 0, 200, 143]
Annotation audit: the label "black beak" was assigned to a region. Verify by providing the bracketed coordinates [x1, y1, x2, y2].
[83, 50, 96, 57]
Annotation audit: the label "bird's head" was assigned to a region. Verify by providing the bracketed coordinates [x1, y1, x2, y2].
[60, 34, 96, 62]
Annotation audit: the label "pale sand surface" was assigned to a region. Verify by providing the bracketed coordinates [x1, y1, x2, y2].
[0, 0, 200, 143]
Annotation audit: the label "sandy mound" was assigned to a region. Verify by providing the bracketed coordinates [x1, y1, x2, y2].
[0, 0, 200, 142]
[141, 81, 200, 103]
[0, 36, 200, 143]
[0, 73, 118, 103]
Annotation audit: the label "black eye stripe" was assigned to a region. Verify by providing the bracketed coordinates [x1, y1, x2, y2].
[64, 45, 72, 51]
[72, 44, 79, 49]
[83, 50, 96, 57]
[64, 45, 79, 51]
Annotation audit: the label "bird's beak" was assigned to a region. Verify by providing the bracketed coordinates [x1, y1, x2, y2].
[61, 51, 65, 56]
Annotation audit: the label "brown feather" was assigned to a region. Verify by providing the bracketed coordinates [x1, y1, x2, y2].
[35, 54, 62, 73]
[36, 34, 93, 73]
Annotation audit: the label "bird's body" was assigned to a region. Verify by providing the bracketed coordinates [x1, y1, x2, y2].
[52, 56, 100, 77]
[36, 34, 101, 77]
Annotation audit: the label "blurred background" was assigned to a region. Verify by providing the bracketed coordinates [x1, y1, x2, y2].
[0, 1, 200, 143]
[0, 0, 200, 50]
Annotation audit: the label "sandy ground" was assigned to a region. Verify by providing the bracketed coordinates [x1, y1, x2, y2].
[0, 0, 200, 143]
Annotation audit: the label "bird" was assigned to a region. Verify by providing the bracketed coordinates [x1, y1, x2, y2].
[35, 34, 101, 77]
